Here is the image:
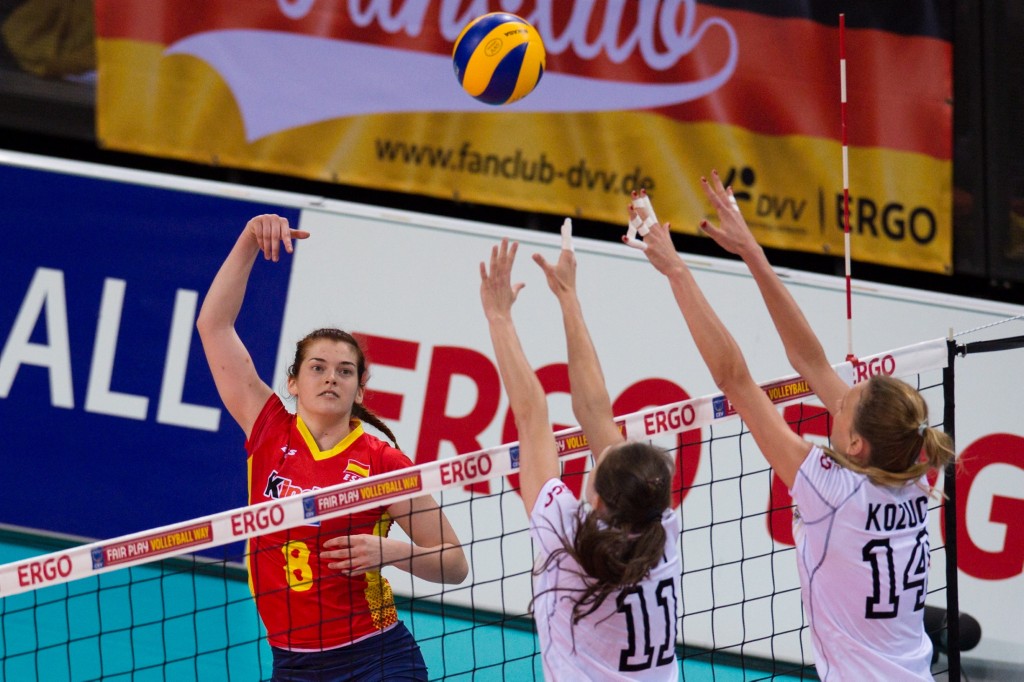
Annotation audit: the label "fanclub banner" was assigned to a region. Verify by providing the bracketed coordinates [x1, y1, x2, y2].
[94, 0, 952, 273]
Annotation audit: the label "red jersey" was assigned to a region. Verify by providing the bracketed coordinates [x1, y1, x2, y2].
[245, 395, 414, 651]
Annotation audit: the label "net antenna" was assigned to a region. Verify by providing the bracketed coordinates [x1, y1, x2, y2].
[840, 13, 856, 362]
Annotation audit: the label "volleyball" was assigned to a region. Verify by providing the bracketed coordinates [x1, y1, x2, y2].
[452, 12, 546, 105]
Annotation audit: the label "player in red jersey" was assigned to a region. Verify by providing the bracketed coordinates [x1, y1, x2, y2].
[198, 214, 468, 681]
[627, 174, 954, 680]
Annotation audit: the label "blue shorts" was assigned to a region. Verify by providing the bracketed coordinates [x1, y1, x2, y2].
[270, 622, 428, 682]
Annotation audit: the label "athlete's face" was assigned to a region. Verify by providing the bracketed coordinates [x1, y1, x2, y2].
[287, 340, 364, 418]
[831, 381, 869, 463]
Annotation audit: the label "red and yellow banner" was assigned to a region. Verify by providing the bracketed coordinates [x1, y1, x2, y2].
[94, 1, 951, 272]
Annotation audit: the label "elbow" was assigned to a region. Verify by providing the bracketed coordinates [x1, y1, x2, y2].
[785, 352, 810, 377]
[451, 559, 469, 585]
[786, 346, 828, 378]
[570, 391, 613, 422]
[444, 546, 469, 584]
[195, 315, 210, 340]
[509, 393, 549, 433]
[710, 356, 749, 396]
[195, 305, 215, 339]
[195, 304, 230, 344]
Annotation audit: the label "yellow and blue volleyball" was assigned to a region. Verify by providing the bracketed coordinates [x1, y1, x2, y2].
[452, 12, 545, 105]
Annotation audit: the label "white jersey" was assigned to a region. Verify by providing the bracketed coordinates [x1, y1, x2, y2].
[791, 446, 935, 681]
[530, 478, 681, 681]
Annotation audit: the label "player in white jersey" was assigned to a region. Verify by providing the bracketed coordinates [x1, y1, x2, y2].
[626, 173, 954, 681]
[480, 238, 681, 680]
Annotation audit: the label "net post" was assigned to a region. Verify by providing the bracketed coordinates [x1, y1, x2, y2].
[942, 338, 961, 679]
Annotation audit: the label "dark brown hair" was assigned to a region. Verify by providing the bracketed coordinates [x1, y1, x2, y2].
[830, 375, 954, 487]
[287, 328, 399, 448]
[537, 441, 673, 625]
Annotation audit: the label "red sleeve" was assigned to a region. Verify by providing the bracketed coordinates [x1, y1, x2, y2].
[376, 442, 415, 473]
[245, 394, 287, 456]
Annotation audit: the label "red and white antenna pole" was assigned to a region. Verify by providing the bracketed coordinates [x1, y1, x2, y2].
[840, 13, 855, 362]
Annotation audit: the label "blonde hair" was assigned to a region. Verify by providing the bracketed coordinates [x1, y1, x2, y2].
[829, 375, 954, 487]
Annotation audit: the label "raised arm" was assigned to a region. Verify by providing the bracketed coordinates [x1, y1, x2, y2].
[196, 214, 310, 437]
[698, 173, 849, 415]
[631, 205, 811, 487]
[533, 244, 624, 500]
[480, 240, 560, 515]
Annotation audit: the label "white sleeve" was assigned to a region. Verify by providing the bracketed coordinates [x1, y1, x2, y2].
[791, 445, 866, 518]
[529, 478, 580, 558]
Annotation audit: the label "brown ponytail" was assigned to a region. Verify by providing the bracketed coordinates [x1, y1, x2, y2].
[535, 442, 674, 625]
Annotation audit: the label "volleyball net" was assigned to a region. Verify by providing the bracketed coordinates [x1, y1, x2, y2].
[0, 337, 956, 681]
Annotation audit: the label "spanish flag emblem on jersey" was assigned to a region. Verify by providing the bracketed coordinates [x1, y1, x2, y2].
[345, 459, 370, 479]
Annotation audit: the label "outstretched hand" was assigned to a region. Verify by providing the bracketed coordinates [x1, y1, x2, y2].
[245, 214, 311, 262]
[480, 239, 525, 321]
[532, 246, 577, 299]
[623, 191, 684, 278]
[698, 170, 760, 258]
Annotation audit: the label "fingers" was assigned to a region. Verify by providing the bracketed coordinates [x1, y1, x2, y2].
[247, 214, 308, 262]
[481, 239, 525, 310]
[485, 239, 514, 280]
[701, 170, 741, 216]
[628, 191, 656, 234]
[275, 228, 311, 259]
[699, 219, 720, 238]
[700, 176, 726, 210]
[322, 537, 373, 574]
[626, 204, 641, 241]
[488, 239, 517, 272]
[322, 536, 349, 550]
[623, 235, 647, 251]
[627, 188, 663, 251]
[488, 242, 500, 275]
[560, 217, 574, 252]
[531, 252, 553, 278]
[710, 168, 728, 195]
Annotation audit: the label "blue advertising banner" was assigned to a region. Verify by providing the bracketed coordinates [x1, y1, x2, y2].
[0, 163, 299, 549]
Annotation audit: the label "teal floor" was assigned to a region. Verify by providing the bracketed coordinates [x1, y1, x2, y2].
[0, 539, 807, 681]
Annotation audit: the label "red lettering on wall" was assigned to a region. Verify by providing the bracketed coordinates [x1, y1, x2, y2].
[614, 378, 699, 510]
[953, 433, 1024, 580]
[356, 333, 420, 421]
[502, 364, 583, 497]
[417, 346, 501, 493]
[768, 403, 833, 546]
